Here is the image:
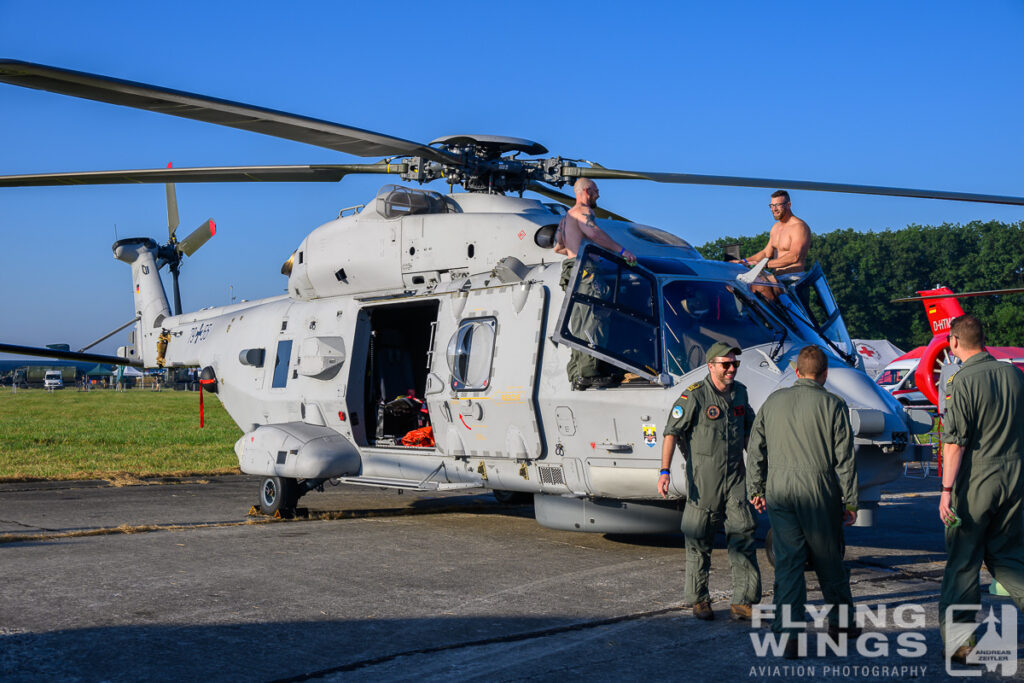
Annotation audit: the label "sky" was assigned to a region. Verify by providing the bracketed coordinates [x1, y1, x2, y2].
[1, 0, 1022, 357]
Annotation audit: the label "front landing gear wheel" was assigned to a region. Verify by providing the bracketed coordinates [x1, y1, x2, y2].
[260, 476, 298, 515]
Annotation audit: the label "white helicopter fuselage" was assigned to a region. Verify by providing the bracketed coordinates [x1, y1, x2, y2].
[116, 186, 912, 532]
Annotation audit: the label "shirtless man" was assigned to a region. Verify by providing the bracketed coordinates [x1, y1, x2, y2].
[553, 179, 636, 388]
[743, 190, 810, 276]
[553, 178, 636, 264]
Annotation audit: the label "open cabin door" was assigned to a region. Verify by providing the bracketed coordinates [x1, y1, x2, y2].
[426, 280, 547, 459]
[552, 243, 664, 381]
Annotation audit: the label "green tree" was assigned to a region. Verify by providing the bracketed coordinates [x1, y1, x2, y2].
[698, 221, 1024, 350]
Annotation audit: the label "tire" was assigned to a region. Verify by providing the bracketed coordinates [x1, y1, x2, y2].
[260, 476, 299, 515]
[492, 490, 533, 505]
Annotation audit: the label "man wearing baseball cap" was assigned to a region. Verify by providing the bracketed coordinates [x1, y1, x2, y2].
[658, 341, 761, 621]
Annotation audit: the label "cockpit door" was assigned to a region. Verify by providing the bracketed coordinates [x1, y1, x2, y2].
[789, 263, 857, 362]
[552, 243, 663, 381]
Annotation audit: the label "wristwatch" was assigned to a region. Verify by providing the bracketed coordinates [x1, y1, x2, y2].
[942, 486, 953, 492]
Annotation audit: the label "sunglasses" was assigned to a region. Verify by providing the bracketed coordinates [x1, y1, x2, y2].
[711, 360, 741, 369]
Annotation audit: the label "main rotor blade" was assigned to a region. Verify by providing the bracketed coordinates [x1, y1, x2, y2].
[166, 183, 179, 240]
[177, 219, 216, 257]
[0, 60, 459, 164]
[526, 182, 631, 222]
[0, 163, 406, 187]
[0, 342, 143, 367]
[565, 166, 1024, 206]
[891, 287, 1024, 303]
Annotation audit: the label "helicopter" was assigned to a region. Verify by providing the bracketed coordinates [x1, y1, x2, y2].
[2, 59, 1024, 532]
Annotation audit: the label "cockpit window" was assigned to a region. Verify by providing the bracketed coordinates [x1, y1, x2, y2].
[557, 248, 661, 377]
[662, 280, 783, 375]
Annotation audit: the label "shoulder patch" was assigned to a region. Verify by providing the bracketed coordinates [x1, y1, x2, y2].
[946, 376, 955, 384]
[687, 382, 702, 391]
[671, 405, 683, 419]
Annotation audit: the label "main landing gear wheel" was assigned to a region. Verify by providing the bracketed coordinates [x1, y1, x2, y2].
[260, 476, 298, 515]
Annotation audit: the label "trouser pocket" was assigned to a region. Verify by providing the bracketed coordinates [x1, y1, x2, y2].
[681, 502, 712, 541]
[724, 497, 756, 535]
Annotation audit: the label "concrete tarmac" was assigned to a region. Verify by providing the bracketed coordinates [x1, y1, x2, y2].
[0, 470, 1020, 682]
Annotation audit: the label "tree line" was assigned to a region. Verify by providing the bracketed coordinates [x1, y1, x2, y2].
[699, 221, 1024, 351]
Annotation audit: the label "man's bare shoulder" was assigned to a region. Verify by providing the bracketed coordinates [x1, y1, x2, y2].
[785, 216, 811, 233]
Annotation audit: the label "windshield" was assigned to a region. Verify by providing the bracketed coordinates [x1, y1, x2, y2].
[876, 368, 908, 387]
[662, 280, 783, 375]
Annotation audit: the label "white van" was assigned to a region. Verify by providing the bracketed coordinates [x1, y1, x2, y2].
[874, 359, 928, 407]
[43, 370, 64, 390]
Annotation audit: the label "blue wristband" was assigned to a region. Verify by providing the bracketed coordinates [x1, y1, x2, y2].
[659, 469, 670, 476]
[620, 247, 626, 256]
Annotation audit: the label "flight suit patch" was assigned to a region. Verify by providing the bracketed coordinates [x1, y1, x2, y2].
[706, 405, 721, 420]
[733, 406, 745, 417]
[672, 405, 683, 418]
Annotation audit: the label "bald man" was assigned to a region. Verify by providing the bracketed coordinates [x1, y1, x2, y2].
[554, 179, 636, 389]
[553, 178, 636, 264]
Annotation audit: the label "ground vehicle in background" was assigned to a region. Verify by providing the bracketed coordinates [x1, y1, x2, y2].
[875, 357, 930, 407]
[43, 370, 64, 389]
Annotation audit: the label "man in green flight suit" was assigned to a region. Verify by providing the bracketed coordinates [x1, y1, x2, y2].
[658, 341, 761, 621]
[937, 315, 1024, 665]
[747, 345, 859, 659]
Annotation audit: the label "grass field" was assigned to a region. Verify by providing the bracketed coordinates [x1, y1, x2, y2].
[0, 388, 241, 480]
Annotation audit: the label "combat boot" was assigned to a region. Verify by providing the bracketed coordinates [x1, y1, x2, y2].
[730, 604, 753, 621]
[692, 601, 714, 620]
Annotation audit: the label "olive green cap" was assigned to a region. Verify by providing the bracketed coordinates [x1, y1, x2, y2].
[705, 341, 741, 363]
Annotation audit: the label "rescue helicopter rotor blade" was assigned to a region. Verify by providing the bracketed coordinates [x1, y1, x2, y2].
[564, 166, 1024, 206]
[891, 287, 1024, 303]
[0, 59, 459, 164]
[0, 163, 406, 187]
[176, 219, 216, 257]
[526, 182, 632, 222]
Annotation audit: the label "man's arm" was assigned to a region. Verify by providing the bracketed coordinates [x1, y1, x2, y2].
[575, 211, 637, 265]
[658, 434, 677, 498]
[833, 399, 858, 520]
[939, 443, 964, 525]
[746, 409, 768, 512]
[938, 377, 970, 524]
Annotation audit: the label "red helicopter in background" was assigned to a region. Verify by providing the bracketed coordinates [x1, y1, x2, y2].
[881, 287, 1024, 409]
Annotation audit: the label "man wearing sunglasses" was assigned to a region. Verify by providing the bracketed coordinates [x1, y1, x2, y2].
[746, 345, 858, 659]
[742, 190, 811, 277]
[658, 341, 761, 622]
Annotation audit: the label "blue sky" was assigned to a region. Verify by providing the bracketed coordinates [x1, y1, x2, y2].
[1, 1, 1022, 356]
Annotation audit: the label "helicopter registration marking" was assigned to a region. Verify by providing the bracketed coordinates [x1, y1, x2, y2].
[187, 322, 213, 344]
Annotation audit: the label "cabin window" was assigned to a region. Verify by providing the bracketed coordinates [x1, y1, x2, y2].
[559, 249, 661, 376]
[662, 280, 781, 375]
[272, 340, 293, 388]
[447, 318, 496, 391]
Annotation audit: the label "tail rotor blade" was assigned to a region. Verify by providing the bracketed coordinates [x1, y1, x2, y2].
[177, 218, 216, 257]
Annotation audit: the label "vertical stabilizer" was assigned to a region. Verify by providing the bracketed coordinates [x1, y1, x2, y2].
[113, 238, 171, 367]
[917, 287, 965, 337]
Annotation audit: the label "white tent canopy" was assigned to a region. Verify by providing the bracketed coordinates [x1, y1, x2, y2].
[853, 339, 905, 379]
